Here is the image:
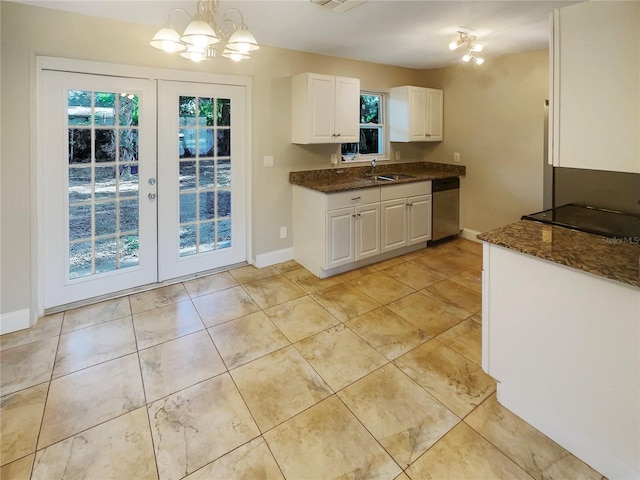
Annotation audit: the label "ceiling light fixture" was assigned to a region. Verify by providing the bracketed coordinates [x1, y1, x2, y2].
[150, 0, 259, 63]
[449, 31, 484, 65]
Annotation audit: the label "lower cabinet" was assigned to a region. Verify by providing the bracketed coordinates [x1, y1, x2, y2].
[381, 182, 432, 253]
[326, 203, 380, 269]
[292, 181, 432, 278]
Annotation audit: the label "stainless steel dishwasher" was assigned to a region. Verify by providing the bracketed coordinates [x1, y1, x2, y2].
[431, 177, 460, 241]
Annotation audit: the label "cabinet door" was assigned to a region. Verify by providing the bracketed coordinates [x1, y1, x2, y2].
[408, 87, 428, 141]
[551, 2, 639, 173]
[426, 89, 443, 141]
[355, 203, 380, 260]
[407, 194, 432, 244]
[381, 199, 408, 252]
[326, 207, 354, 268]
[334, 76, 361, 143]
[308, 74, 336, 143]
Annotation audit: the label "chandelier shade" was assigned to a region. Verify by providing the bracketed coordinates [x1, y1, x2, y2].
[149, 0, 259, 62]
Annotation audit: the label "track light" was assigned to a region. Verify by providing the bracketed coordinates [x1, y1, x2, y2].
[449, 30, 485, 65]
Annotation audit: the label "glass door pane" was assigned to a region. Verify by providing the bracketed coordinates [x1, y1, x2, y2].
[67, 90, 141, 278]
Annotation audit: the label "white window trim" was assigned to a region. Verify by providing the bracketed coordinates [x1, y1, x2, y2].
[341, 91, 389, 163]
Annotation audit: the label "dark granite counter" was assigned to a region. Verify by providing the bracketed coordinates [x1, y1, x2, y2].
[478, 220, 640, 288]
[289, 162, 465, 193]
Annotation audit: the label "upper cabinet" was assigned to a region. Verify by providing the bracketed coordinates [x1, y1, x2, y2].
[550, 2, 640, 173]
[292, 73, 360, 144]
[389, 86, 443, 142]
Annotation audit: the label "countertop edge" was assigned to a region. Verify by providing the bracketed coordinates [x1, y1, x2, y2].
[479, 220, 640, 289]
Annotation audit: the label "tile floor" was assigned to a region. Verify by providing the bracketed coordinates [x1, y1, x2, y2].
[1, 238, 606, 480]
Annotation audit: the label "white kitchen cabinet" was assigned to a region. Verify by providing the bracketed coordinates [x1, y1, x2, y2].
[550, 2, 640, 173]
[380, 181, 432, 253]
[326, 202, 380, 269]
[291, 73, 360, 144]
[390, 86, 443, 142]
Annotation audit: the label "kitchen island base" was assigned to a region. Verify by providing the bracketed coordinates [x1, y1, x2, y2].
[482, 242, 639, 479]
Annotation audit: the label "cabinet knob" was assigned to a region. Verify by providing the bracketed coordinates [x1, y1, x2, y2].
[335, 133, 341, 137]
[407, 202, 413, 207]
[351, 196, 361, 201]
[425, 133, 431, 137]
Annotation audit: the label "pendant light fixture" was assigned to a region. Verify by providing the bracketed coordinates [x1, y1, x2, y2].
[150, 0, 259, 62]
[449, 30, 484, 65]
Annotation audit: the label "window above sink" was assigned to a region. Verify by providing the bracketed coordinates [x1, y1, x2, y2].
[341, 91, 389, 163]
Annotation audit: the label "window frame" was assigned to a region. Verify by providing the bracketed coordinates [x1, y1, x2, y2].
[341, 91, 389, 163]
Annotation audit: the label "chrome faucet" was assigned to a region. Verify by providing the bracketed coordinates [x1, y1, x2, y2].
[369, 158, 377, 175]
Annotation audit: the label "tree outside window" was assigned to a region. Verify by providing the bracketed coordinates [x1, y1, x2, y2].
[341, 92, 385, 161]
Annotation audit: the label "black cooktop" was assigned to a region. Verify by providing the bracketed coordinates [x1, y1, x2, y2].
[522, 204, 640, 238]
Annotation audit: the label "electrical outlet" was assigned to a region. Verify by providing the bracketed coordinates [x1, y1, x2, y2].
[395, 151, 401, 161]
[453, 152, 461, 162]
[264, 156, 274, 167]
[279, 226, 287, 239]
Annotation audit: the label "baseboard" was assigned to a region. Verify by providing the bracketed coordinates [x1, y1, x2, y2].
[460, 228, 482, 243]
[0, 308, 31, 335]
[254, 247, 294, 268]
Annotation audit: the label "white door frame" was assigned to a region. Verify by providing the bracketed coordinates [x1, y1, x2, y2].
[33, 56, 253, 318]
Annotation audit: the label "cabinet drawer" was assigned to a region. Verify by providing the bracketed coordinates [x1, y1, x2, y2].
[327, 188, 380, 210]
[380, 181, 431, 201]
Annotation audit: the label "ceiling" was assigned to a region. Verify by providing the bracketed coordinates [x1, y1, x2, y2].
[14, 0, 582, 69]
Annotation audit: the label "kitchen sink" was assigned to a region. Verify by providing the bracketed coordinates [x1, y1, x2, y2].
[371, 173, 416, 181]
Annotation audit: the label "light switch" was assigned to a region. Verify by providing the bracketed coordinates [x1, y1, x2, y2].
[264, 156, 274, 167]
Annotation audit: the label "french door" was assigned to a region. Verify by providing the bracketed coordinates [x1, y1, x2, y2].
[40, 71, 246, 309]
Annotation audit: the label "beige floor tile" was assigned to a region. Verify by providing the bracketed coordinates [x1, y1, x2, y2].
[183, 271, 238, 298]
[337, 365, 459, 468]
[264, 396, 401, 479]
[349, 272, 416, 305]
[0, 337, 58, 396]
[394, 340, 495, 418]
[1, 383, 48, 466]
[1, 313, 62, 352]
[331, 265, 378, 282]
[411, 253, 468, 277]
[183, 437, 284, 480]
[437, 318, 482, 366]
[1, 454, 34, 480]
[231, 345, 332, 432]
[32, 408, 157, 480]
[465, 394, 604, 480]
[38, 354, 145, 449]
[129, 284, 190, 315]
[148, 374, 260, 480]
[62, 297, 131, 333]
[311, 283, 381, 322]
[53, 316, 136, 378]
[242, 274, 306, 309]
[263, 296, 340, 343]
[438, 244, 484, 270]
[471, 312, 482, 324]
[273, 259, 302, 274]
[387, 292, 467, 336]
[421, 279, 482, 317]
[368, 256, 406, 271]
[405, 422, 531, 480]
[209, 311, 289, 369]
[346, 306, 429, 360]
[132, 301, 205, 350]
[192, 286, 260, 328]
[283, 268, 344, 294]
[448, 269, 483, 294]
[451, 238, 483, 256]
[294, 324, 387, 391]
[381, 261, 445, 290]
[229, 265, 279, 285]
[394, 473, 411, 480]
[139, 330, 226, 403]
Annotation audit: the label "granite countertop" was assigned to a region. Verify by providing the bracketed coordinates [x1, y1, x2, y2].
[289, 162, 465, 193]
[478, 220, 640, 288]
